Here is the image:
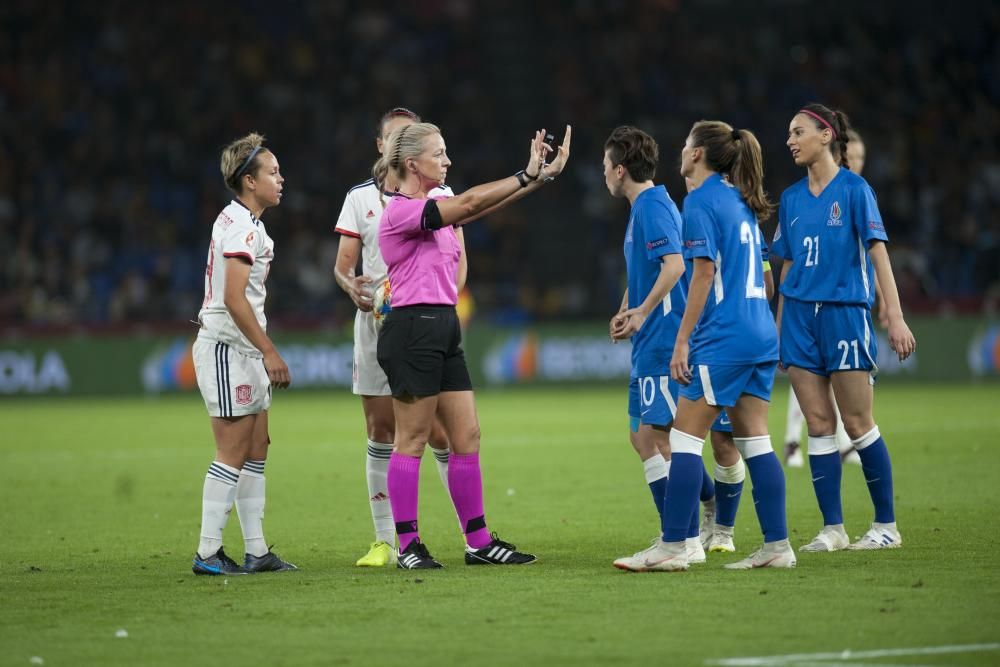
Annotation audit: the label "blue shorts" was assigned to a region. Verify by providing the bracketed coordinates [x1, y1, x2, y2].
[679, 362, 777, 408]
[628, 374, 678, 430]
[781, 299, 878, 378]
[712, 410, 733, 434]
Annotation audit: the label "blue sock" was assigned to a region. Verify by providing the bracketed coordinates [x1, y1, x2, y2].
[856, 434, 895, 523]
[649, 477, 668, 520]
[740, 437, 787, 543]
[714, 480, 743, 527]
[642, 455, 670, 525]
[687, 502, 700, 539]
[662, 453, 703, 542]
[808, 447, 844, 526]
[700, 466, 715, 502]
[663, 430, 706, 542]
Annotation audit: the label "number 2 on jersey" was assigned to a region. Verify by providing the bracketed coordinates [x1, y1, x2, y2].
[740, 221, 766, 300]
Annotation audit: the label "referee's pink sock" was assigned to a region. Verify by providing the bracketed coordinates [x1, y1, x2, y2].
[448, 452, 492, 549]
[387, 452, 422, 552]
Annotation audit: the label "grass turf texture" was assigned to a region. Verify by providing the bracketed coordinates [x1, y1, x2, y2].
[1, 383, 999, 666]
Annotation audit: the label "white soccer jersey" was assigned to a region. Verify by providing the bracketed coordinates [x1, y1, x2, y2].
[334, 179, 453, 288]
[197, 200, 274, 358]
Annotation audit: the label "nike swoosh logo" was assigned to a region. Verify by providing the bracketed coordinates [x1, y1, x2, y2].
[640, 409, 651, 416]
[812, 476, 825, 482]
[726, 493, 740, 498]
[790, 217, 799, 227]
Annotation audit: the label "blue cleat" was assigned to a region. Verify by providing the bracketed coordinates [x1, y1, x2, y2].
[192, 547, 247, 576]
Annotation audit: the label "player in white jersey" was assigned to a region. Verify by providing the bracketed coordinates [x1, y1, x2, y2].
[191, 132, 296, 576]
[334, 108, 467, 567]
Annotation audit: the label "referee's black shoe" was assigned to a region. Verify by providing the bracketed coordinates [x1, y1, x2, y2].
[465, 533, 537, 565]
[397, 539, 444, 569]
[192, 547, 247, 576]
[244, 549, 298, 573]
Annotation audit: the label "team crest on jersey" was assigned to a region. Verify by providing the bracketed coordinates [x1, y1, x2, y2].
[828, 201, 843, 226]
[245, 231, 255, 246]
[366, 209, 375, 219]
[235, 384, 253, 405]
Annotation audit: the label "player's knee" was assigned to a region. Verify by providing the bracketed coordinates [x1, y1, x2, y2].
[449, 423, 481, 452]
[841, 415, 874, 441]
[366, 415, 395, 444]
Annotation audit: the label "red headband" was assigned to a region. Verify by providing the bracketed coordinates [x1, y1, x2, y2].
[799, 109, 837, 139]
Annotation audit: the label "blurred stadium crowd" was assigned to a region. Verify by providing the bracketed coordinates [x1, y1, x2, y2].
[2, 0, 997, 330]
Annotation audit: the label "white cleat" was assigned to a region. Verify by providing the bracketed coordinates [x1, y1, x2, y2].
[615, 539, 688, 572]
[612, 538, 659, 571]
[799, 524, 850, 552]
[706, 524, 736, 553]
[848, 523, 902, 550]
[724, 539, 796, 570]
[699, 498, 716, 548]
[686, 537, 706, 564]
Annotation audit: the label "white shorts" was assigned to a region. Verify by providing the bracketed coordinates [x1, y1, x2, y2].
[193, 338, 272, 417]
[353, 309, 390, 396]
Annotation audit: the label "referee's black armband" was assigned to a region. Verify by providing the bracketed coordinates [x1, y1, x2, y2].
[420, 199, 444, 231]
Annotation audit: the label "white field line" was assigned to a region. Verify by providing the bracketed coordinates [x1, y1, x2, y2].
[706, 642, 1000, 666]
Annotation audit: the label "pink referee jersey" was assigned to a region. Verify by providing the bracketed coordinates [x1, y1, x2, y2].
[378, 195, 461, 307]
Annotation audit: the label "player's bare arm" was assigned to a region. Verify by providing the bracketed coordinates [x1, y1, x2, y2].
[334, 234, 374, 312]
[868, 241, 915, 361]
[671, 257, 714, 384]
[614, 254, 684, 341]
[224, 257, 290, 388]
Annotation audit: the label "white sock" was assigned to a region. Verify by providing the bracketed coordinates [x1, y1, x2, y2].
[785, 389, 805, 445]
[432, 447, 450, 493]
[642, 453, 670, 484]
[235, 459, 268, 557]
[198, 461, 239, 559]
[833, 409, 853, 454]
[366, 439, 395, 544]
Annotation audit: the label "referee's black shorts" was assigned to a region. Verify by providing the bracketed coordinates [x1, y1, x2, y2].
[376, 305, 473, 398]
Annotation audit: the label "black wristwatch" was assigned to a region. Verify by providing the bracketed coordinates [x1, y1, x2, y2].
[515, 169, 539, 188]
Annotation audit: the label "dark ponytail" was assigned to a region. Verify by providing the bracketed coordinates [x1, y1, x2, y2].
[799, 102, 853, 171]
[689, 121, 775, 221]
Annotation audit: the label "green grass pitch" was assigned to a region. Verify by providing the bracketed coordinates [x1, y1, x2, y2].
[2, 383, 999, 666]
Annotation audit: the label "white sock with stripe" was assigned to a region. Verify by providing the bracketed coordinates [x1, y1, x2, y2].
[432, 447, 450, 493]
[366, 440, 395, 544]
[198, 461, 239, 559]
[235, 459, 268, 558]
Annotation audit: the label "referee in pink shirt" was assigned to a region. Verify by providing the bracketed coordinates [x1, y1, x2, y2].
[374, 122, 571, 569]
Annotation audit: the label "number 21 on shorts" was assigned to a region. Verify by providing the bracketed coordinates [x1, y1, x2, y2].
[838, 339, 859, 369]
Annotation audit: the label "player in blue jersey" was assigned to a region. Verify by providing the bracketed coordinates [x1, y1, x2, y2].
[773, 104, 915, 552]
[622, 120, 794, 572]
[599, 126, 718, 570]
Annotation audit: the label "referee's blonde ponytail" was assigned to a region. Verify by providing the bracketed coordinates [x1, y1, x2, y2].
[372, 122, 442, 193]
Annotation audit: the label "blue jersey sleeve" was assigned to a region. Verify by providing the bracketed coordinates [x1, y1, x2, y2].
[771, 196, 790, 259]
[760, 231, 770, 263]
[642, 200, 683, 261]
[682, 196, 716, 260]
[853, 182, 888, 246]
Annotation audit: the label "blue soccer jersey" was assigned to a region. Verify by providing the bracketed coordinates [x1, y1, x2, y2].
[681, 175, 778, 366]
[624, 185, 687, 377]
[771, 168, 888, 306]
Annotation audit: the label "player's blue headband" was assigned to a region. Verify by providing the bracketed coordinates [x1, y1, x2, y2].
[235, 146, 264, 178]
